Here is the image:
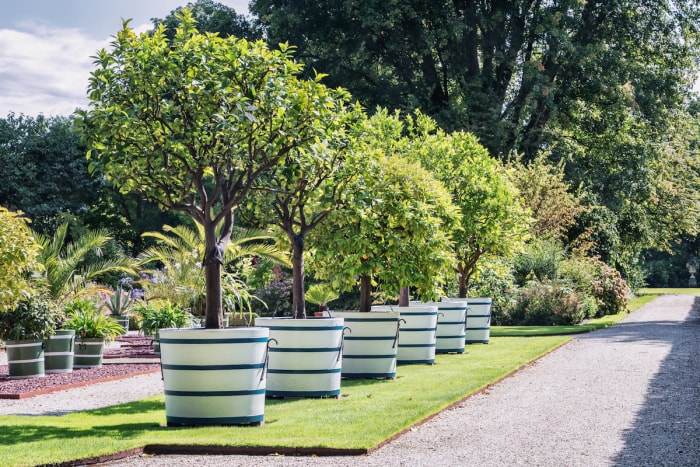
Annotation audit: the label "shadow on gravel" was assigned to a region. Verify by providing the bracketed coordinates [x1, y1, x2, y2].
[611, 296, 700, 466]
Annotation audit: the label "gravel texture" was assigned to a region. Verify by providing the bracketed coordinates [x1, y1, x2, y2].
[3, 295, 698, 466]
[105, 294, 700, 466]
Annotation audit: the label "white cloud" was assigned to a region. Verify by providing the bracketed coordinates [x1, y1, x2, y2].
[0, 22, 110, 117]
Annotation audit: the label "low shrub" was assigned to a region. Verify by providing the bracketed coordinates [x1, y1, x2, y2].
[504, 281, 587, 325]
[512, 238, 564, 286]
[561, 256, 629, 316]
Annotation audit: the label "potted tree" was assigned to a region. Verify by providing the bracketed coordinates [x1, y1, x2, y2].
[409, 114, 529, 345]
[0, 294, 60, 379]
[64, 298, 125, 368]
[313, 110, 458, 372]
[243, 93, 362, 398]
[79, 9, 355, 424]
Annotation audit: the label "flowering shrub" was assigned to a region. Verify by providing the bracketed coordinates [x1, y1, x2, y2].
[561, 256, 628, 316]
[251, 270, 293, 317]
[504, 281, 587, 325]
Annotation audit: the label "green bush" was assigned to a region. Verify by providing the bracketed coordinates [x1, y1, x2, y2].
[464, 257, 516, 326]
[0, 294, 60, 341]
[504, 281, 586, 325]
[137, 302, 190, 335]
[513, 238, 564, 286]
[64, 298, 125, 341]
[561, 256, 629, 316]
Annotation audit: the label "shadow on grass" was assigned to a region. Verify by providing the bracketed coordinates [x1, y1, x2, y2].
[0, 400, 165, 447]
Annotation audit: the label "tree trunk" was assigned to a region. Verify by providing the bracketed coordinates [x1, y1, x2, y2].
[204, 260, 223, 328]
[398, 286, 410, 307]
[290, 233, 306, 319]
[458, 273, 468, 299]
[203, 219, 224, 329]
[359, 274, 372, 312]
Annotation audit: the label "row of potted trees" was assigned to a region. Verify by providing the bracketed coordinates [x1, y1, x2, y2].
[157, 297, 493, 426]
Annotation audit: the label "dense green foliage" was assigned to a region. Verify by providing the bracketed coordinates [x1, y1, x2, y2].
[63, 298, 125, 341]
[153, 0, 260, 40]
[79, 10, 356, 327]
[407, 112, 530, 296]
[0, 114, 102, 233]
[311, 112, 458, 311]
[0, 294, 60, 341]
[251, 0, 700, 284]
[0, 208, 40, 313]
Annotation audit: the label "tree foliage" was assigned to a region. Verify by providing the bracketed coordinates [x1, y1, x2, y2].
[32, 223, 136, 302]
[0, 114, 102, 233]
[79, 10, 360, 327]
[153, 0, 260, 40]
[240, 95, 363, 318]
[0, 208, 40, 313]
[251, 0, 700, 157]
[311, 111, 458, 311]
[250, 0, 700, 279]
[407, 113, 530, 297]
[508, 155, 584, 241]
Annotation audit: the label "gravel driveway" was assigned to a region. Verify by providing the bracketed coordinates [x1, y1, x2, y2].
[103, 294, 699, 466]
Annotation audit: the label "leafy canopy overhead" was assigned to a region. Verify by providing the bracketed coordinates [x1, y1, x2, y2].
[79, 9, 362, 326]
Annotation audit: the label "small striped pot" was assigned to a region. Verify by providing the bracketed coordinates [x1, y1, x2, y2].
[44, 329, 75, 374]
[6, 339, 45, 379]
[255, 317, 344, 398]
[159, 327, 270, 426]
[444, 297, 492, 344]
[330, 310, 400, 379]
[418, 302, 468, 354]
[73, 338, 105, 368]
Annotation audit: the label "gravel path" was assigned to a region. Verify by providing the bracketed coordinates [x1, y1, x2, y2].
[4, 295, 698, 465]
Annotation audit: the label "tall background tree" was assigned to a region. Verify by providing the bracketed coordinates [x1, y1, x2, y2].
[251, 0, 700, 284]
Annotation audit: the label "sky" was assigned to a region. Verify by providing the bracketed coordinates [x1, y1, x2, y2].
[0, 1, 251, 117]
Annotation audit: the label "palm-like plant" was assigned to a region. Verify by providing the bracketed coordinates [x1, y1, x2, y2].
[137, 223, 290, 310]
[305, 283, 339, 313]
[32, 223, 136, 302]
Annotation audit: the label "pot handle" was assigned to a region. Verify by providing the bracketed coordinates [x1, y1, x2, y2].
[337, 327, 351, 362]
[261, 338, 278, 382]
[393, 319, 406, 348]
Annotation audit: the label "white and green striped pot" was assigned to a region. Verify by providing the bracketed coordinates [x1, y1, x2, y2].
[254, 317, 344, 398]
[5, 339, 45, 379]
[159, 327, 270, 426]
[330, 310, 400, 379]
[371, 305, 438, 365]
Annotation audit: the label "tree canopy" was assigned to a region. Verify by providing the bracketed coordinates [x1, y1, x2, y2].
[79, 10, 355, 327]
[311, 111, 458, 310]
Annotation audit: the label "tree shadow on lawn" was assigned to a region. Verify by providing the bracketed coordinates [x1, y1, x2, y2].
[0, 400, 165, 447]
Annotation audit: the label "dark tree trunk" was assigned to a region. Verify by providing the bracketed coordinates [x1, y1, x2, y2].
[399, 286, 410, 307]
[290, 233, 306, 319]
[203, 220, 224, 329]
[359, 274, 372, 312]
[458, 273, 468, 299]
[204, 259, 223, 328]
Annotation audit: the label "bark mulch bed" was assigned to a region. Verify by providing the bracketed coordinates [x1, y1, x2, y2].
[0, 335, 161, 399]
